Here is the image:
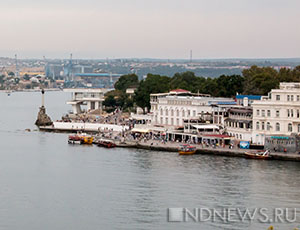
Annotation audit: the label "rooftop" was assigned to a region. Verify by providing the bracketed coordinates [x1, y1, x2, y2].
[236, 95, 262, 100]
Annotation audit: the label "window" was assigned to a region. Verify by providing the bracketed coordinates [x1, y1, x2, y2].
[193, 110, 196, 117]
[171, 109, 174, 116]
[291, 95, 294, 101]
[267, 122, 271, 131]
[165, 118, 168, 125]
[257, 110, 260, 116]
[297, 95, 300, 101]
[262, 110, 265, 117]
[176, 118, 179, 125]
[291, 109, 294, 117]
[171, 118, 174, 125]
[182, 110, 185, 117]
[298, 124, 300, 133]
[287, 95, 290, 101]
[288, 123, 292, 132]
[267, 110, 271, 117]
[276, 123, 280, 131]
[262, 122, 265, 130]
[160, 117, 163, 124]
[165, 109, 168, 116]
[276, 110, 280, 117]
[256, 122, 260, 130]
[276, 95, 280, 101]
[287, 109, 290, 117]
[298, 110, 300, 118]
[176, 110, 179, 116]
[187, 110, 190, 116]
[160, 109, 163, 115]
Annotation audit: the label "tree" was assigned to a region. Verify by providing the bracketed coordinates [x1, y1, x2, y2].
[114, 74, 139, 92]
[103, 95, 117, 108]
[215, 75, 244, 97]
[242, 66, 279, 95]
[169, 71, 199, 92]
[135, 74, 170, 113]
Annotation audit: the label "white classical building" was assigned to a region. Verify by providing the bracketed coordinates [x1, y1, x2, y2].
[252, 82, 300, 145]
[150, 89, 234, 126]
[64, 88, 112, 114]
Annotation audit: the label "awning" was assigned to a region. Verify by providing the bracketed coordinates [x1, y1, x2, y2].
[192, 124, 220, 129]
[131, 128, 150, 133]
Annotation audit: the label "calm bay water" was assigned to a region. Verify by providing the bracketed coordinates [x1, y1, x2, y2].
[0, 91, 300, 230]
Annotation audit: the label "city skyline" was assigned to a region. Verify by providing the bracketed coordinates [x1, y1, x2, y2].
[0, 0, 299, 59]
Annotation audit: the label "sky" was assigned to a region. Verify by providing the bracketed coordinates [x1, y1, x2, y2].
[0, 0, 299, 59]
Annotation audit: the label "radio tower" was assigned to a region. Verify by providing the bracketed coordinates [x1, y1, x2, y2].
[15, 54, 19, 78]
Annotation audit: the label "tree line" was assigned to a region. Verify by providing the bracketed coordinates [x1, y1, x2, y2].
[103, 65, 300, 113]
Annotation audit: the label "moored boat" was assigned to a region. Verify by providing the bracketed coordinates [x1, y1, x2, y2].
[178, 144, 197, 155]
[244, 149, 271, 159]
[97, 139, 116, 148]
[68, 133, 94, 145]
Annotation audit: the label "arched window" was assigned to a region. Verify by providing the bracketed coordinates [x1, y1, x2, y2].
[267, 122, 271, 131]
[182, 110, 185, 117]
[256, 122, 260, 130]
[176, 109, 179, 117]
[165, 109, 168, 116]
[160, 108, 163, 116]
[171, 109, 174, 116]
[276, 123, 280, 131]
[288, 123, 292, 132]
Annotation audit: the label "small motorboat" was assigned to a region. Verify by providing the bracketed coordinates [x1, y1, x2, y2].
[244, 149, 271, 159]
[68, 134, 94, 145]
[97, 139, 116, 148]
[178, 144, 197, 155]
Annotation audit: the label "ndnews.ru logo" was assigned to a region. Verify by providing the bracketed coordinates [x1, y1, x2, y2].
[167, 207, 298, 223]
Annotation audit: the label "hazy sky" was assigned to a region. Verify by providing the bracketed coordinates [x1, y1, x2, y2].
[0, 0, 299, 59]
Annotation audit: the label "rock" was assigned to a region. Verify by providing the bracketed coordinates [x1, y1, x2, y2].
[35, 106, 53, 127]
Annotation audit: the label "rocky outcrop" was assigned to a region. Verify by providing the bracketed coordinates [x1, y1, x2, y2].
[35, 106, 53, 127]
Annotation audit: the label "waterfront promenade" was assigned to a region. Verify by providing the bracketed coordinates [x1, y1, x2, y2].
[119, 139, 300, 162]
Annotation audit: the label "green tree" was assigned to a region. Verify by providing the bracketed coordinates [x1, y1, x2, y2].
[242, 66, 279, 95]
[114, 74, 139, 92]
[103, 95, 117, 108]
[135, 74, 170, 113]
[169, 71, 199, 92]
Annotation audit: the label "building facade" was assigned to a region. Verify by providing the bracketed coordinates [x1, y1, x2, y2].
[64, 88, 111, 114]
[150, 89, 234, 127]
[224, 107, 253, 141]
[252, 82, 300, 145]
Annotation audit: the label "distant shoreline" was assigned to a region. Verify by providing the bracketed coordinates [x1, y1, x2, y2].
[0, 88, 62, 93]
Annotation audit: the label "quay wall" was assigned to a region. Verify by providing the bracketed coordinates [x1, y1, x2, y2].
[41, 122, 129, 132]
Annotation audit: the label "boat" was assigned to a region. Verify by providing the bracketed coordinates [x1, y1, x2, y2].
[68, 134, 94, 145]
[178, 144, 197, 155]
[97, 139, 116, 148]
[244, 149, 271, 159]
